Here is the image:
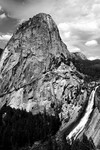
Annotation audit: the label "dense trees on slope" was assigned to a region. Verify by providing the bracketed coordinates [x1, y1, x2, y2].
[72, 59, 100, 81]
[31, 134, 95, 150]
[0, 105, 61, 150]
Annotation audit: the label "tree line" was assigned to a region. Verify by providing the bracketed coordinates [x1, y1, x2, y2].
[0, 105, 61, 150]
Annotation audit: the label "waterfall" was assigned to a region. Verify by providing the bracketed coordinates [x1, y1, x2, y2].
[66, 87, 98, 142]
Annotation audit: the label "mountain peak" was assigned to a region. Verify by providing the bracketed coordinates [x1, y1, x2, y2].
[10, 13, 70, 59]
[0, 13, 71, 95]
[17, 13, 56, 32]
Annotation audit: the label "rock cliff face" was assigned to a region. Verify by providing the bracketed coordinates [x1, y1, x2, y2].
[0, 13, 84, 119]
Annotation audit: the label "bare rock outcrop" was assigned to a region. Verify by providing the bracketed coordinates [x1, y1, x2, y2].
[0, 13, 84, 119]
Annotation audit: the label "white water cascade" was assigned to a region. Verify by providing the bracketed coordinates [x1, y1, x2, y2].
[66, 87, 98, 142]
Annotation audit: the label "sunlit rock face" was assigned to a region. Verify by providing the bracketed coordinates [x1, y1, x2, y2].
[0, 13, 83, 117]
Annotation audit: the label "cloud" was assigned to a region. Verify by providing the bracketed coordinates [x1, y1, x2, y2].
[0, 34, 12, 41]
[67, 45, 81, 53]
[18, 18, 27, 25]
[0, 5, 2, 10]
[0, 17, 18, 34]
[85, 40, 98, 46]
[73, 21, 98, 31]
[92, 4, 100, 16]
[0, 0, 94, 22]
[88, 56, 100, 60]
[0, 13, 6, 19]
[58, 23, 70, 31]
[59, 20, 98, 33]
[64, 32, 71, 39]
[0, 0, 56, 20]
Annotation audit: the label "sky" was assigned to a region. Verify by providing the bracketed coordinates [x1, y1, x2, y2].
[0, 0, 100, 60]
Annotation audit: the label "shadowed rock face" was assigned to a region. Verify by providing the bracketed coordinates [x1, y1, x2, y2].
[0, 48, 3, 57]
[0, 13, 83, 117]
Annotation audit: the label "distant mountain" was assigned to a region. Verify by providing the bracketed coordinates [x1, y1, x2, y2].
[71, 52, 100, 81]
[71, 52, 87, 60]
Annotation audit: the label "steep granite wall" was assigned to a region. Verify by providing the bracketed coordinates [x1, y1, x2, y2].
[0, 13, 84, 119]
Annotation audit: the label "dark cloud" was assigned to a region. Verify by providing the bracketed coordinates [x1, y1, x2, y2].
[1, 0, 27, 4]
[0, 0, 56, 20]
[0, 40, 6, 48]
[0, 17, 18, 33]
